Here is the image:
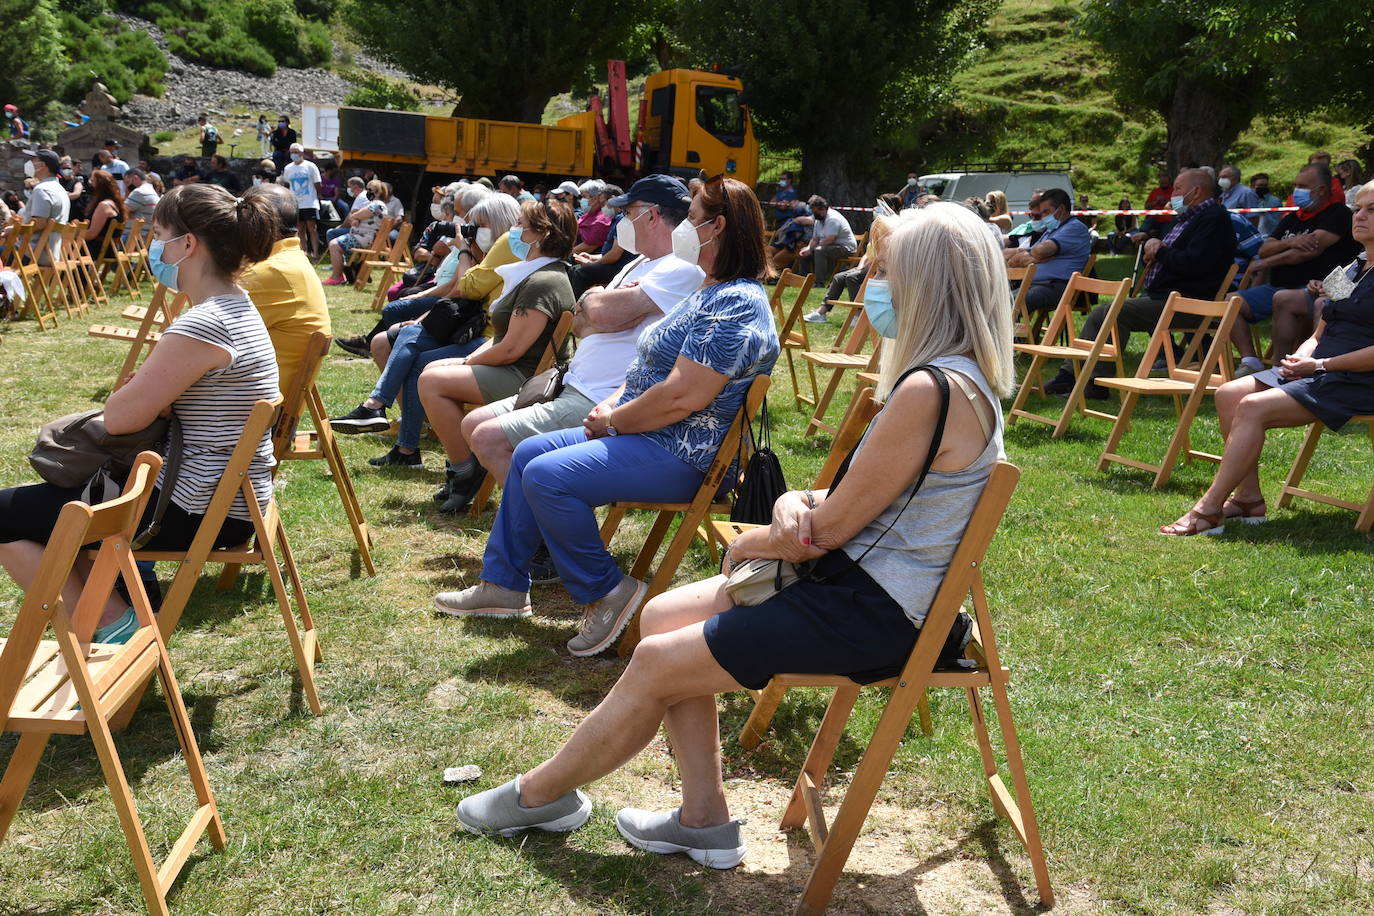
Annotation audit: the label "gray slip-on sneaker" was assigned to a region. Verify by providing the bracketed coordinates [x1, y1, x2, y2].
[615, 807, 747, 869]
[457, 776, 592, 837]
[435, 581, 532, 618]
[566, 575, 647, 657]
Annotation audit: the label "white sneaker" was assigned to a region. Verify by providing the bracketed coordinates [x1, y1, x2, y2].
[802, 310, 829, 324]
[434, 581, 531, 618]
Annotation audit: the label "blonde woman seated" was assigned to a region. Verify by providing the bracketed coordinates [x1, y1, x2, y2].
[1161, 185, 1374, 535]
[453, 202, 1014, 868]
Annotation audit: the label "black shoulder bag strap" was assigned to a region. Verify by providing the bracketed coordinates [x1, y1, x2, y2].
[836, 364, 951, 566]
[131, 416, 183, 550]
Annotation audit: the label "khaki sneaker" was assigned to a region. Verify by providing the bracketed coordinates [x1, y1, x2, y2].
[566, 575, 647, 657]
[434, 581, 531, 619]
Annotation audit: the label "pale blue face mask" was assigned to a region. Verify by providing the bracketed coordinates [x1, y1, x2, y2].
[507, 227, 532, 259]
[1031, 214, 1060, 233]
[863, 279, 897, 338]
[147, 234, 187, 290]
[1292, 188, 1313, 209]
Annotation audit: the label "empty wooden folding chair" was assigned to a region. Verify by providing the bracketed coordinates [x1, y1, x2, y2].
[90, 284, 188, 384]
[94, 218, 142, 299]
[356, 221, 412, 291]
[1008, 262, 1038, 342]
[466, 311, 578, 516]
[769, 269, 818, 410]
[1069, 252, 1098, 311]
[8, 223, 61, 330]
[1008, 272, 1131, 437]
[768, 461, 1052, 915]
[1096, 293, 1242, 487]
[259, 332, 376, 575]
[600, 375, 770, 654]
[66, 222, 111, 312]
[0, 453, 224, 916]
[802, 312, 881, 439]
[35, 222, 82, 320]
[123, 217, 153, 288]
[126, 397, 326, 715]
[1277, 416, 1374, 532]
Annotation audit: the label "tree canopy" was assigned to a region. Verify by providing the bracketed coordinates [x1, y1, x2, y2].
[341, 0, 644, 123]
[677, 0, 998, 200]
[1080, 0, 1374, 174]
[0, 0, 67, 117]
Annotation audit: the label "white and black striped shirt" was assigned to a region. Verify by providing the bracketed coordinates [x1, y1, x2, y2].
[160, 291, 279, 520]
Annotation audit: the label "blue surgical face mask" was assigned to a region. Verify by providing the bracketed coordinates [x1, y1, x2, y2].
[863, 279, 897, 338]
[507, 227, 532, 259]
[1169, 194, 1187, 212]
[1037, 214, 1060, 232]
[1293, 188, 1313, 209]
[147, 234, 188, 290]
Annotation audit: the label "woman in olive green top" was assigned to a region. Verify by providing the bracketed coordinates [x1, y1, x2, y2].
[418, 200, 577, 483]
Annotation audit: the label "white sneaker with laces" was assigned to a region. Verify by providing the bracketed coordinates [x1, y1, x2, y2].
[802, 309, 829, 324]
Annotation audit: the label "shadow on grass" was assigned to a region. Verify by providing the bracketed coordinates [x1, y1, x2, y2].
[451, 816, 1046, 915]
[460, 638, 623, 711]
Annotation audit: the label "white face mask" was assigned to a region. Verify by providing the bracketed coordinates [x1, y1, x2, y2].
[671, 217, 712, 265]
[1218, 177, 1233, 191]
[430, 202, 447, 222]
[474, 227, 493, 251]
[617, 208, 650, 255]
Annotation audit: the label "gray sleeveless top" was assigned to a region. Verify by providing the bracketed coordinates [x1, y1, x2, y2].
[840, 354, 1005, 627]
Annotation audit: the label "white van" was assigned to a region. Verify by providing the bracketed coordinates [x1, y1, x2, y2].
[918, 169, 1074, 214]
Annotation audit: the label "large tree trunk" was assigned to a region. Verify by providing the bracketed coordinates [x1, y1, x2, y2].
[453, 91, 553, 124]
[1164, 75, 1260, 175]
[801, 145, 877, 208]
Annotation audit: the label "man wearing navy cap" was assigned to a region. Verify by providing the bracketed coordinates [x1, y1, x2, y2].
[22, 149, 69, 266]
[433, 175, 707, 540]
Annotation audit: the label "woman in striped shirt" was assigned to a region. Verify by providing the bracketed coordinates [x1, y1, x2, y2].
[0, 184, 281, 643]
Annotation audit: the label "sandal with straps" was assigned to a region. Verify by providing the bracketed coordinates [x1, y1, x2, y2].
[1222, 496, 1267, 524]
[1159, 508, 1225, 537]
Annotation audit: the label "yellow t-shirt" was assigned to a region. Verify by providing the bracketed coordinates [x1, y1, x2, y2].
[240, 236, 332, 388]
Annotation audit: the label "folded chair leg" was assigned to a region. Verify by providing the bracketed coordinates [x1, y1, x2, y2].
[629, 511, 674, 581]
[311, 387, 376, 575]
[1278, 422, 1324, 510]
[781, 684, 860, 829]
[0, 733, 50, 845]
[262, 527, 323, 714]
[985, 679, 1054, 906]
[216, 563, 243, 591]
[917, 691, 933, 737]
[156, 650, 227, 851]
[600, 506, 626, 547]
[739, 682, 788, 750]
[277, 525, 321, 663]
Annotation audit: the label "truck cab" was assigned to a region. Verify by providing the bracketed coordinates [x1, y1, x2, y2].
[639, 70, 758, 187]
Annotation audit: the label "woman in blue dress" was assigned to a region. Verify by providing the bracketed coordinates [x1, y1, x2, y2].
[1162, 185, 1374, 535]
[433, 176, 779, 657]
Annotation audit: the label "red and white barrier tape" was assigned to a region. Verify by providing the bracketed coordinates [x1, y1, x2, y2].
[826, 204, 1299, 216]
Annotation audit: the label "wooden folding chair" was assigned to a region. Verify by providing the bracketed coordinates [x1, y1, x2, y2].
[91, 284, 188, 384]
[1008, 262, 1038, 342]
[355, 221, 412, 290]
[35, 222, 81, 320]
[835, 231, 867, 273]
[1277, 416, 1374, 531]
[0, 453, 225, 916]
[1007, 272, 1131, 437]
[125, 397, 325, 715]
[769, 269, 818, 410]
[1069, 253, 1098, 311]
[94, 218, 142, 298]
[123, 218, 152, 288]
[824, 272, 871, 353]
[711, 389, 912, 750]
[347, 217, 395, 276]
[466, 311, 578, 516]
[1096, 293, 1242, 487]
[601, 375, 771, 654]
[66, 222, 110, 312]
[802, 312, 881, 439]
[263, 332, 376, 575]
[770, 461, 1051, 915]
[8, 223, 61, 330]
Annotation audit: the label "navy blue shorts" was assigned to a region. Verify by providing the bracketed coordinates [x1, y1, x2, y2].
[703, 551, 969, 691]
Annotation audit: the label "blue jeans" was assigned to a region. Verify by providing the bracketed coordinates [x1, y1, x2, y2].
[366, 296, 438, 342]
[325, 226, 351, 245]
[370, 325, 485, 450]
[1238, 284, 1292, 322]
[482, 428, 704, 603]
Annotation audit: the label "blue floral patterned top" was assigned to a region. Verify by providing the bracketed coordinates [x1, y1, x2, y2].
[619, 277, 779, 472]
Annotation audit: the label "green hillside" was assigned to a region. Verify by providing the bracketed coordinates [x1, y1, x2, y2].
[915, 0, 1370, 205]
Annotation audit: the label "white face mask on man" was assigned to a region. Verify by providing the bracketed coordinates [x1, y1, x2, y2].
[616, 207, 651, 255]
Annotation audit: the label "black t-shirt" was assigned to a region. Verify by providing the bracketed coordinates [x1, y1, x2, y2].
[1268, 203, 1360, 289]
[205, 169, 242, 194]
[271, 128, 298, 153]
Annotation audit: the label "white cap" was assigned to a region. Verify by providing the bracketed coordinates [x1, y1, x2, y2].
[555, 180, 581, 196]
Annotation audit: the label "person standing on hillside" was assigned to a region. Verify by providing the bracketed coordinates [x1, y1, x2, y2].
[257, 114, 271, 157]
[271, 115, 298, 173]
[198, 115, 221, 159]
[282, 144, 324, 259]
[4, 103, 29, 138]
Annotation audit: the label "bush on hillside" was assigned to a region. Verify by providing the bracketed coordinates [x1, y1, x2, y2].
[58, 13, 167, 103]
[118, 0, 331, 76]
[344, 73, 421, 112]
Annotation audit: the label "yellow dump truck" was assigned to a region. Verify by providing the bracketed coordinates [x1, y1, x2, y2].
[303, 64, 758, 189]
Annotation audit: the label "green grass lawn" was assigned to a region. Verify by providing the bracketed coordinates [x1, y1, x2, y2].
[0, 276, 1371, 915]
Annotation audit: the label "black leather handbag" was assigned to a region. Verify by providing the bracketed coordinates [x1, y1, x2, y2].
[419, 297, 486, 346]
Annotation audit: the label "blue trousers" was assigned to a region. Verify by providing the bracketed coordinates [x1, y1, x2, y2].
[325, 225, 351, 245]
[365, 296, 437, 343]
[370, 324, 484, 450]
[482, 428, 704, 603]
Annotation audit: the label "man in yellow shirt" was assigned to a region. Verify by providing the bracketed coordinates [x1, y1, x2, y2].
[239, 183, 332, 389]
